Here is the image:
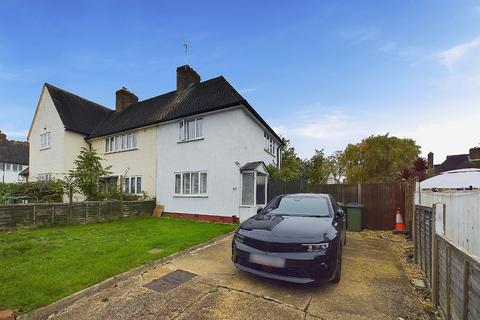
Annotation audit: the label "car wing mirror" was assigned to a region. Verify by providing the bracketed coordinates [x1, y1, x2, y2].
[336, 209, 345, 219]
[257, 207, 263, 214]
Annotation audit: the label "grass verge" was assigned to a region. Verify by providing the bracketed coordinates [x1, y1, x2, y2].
[0, 216, 236, 312]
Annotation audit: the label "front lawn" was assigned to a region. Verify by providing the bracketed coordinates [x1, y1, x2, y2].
[0, 216, 236, 312]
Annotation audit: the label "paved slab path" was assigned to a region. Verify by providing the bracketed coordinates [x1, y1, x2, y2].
[46, 233, 426, 320]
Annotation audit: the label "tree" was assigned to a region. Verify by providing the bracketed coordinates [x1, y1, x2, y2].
[412, 157, 428, 181]
[67, 147, 111, 200]
[303, 149, 329, 184]
[325, 150, 345, 183]
[267, 139, 303, 181]
[342, 134, 420, 183]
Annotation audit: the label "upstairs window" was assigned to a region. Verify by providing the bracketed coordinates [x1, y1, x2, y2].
[178, 118, 204, 142]
[264, 132, 277, 156]
[40, 132, 51, 149]
[106, 131, 138, 153]
[174, 171, 207, 196]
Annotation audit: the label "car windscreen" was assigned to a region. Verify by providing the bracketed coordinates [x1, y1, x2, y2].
[264, 196, 332, 217]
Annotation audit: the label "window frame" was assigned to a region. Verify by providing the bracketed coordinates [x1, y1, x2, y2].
[174, 171, 208, 197]
[123, 176, 142, 194]
[105, 131, 138, 154]
[264, 132, 277, 156]
[240, 170, 268, 207]
[40, 132, 51, 150]
[178, 117, 204, 143]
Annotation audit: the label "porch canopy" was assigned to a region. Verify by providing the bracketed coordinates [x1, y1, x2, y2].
[240, 161, 268, 207]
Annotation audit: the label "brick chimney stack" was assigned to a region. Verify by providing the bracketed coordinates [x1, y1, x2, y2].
[469, 147, 480, 161]
[427, 152, 434, 173]
[0, 130, 6, 141]
[176, 65, 200, 91]
[115, 87, 138, 112]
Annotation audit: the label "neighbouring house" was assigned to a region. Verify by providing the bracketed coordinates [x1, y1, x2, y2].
[427, 148, 480, 174]
[28, 65, 282, 221]
[0, 131, 29, 183]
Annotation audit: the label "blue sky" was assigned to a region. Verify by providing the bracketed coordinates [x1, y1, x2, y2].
[1, 1, 479, 163]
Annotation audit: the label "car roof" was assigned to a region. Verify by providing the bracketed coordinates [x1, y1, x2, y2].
[283, 193, 330, 198]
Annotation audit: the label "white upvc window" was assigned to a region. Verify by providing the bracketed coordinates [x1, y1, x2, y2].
[105, 131, 138, 153]
[40, 132, 51, 149]
[178, 118, 204, 142]
[264, 132, 277, 156]
[174, 171, 208, 196]
[124, 176, 142, 194]
[38, 173, 52, 181]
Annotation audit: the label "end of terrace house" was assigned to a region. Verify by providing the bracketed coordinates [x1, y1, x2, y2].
[27, 65, 283, 222]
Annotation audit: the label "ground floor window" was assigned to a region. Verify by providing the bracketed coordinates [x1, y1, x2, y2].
[38, 173, 52, 181]
[174, 171, 207, 196]
[124, 176, 142, 194]
[100, 176, 118, 193]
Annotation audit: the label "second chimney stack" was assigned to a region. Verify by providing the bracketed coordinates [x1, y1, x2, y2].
[116, 87, 138, 112]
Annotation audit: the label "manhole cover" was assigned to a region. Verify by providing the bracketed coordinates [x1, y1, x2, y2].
[144, 269, 196, 293]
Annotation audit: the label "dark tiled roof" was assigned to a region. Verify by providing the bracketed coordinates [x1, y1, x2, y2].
[45, 83, 112, 135]
[240, 161, 268, 171]
[434, 154, 470, 173]
[88, 76, 281, 142]
[0, 139, 29, 165]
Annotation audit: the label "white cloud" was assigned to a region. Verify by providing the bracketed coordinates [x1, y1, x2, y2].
[438, 36, 480, 69]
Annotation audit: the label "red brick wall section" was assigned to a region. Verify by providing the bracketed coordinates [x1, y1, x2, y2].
[163, 212, 239, 224]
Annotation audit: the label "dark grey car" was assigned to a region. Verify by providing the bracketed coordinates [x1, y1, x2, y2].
[232, 193, 346, 284]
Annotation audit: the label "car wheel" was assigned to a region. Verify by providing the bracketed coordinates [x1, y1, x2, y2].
[331, 247, 342, 283]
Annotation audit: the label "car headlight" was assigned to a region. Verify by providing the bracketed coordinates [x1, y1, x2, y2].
[234, 233, 245, 243]
[301, 243, 329, 252]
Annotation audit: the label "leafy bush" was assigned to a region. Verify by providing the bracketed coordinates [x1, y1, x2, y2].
[0, 181, 64, 204]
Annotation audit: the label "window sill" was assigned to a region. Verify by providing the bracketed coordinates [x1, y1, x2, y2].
[264, 149, 276, 157]
[40, 147, 51, 151]
[105, 148, 138, 155]
[240, 205, 256, 208]
[174, 194, 208, 198]
[177, 137, 204, 144]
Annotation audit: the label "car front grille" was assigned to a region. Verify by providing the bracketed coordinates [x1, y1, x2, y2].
[242, 237, 307, 252]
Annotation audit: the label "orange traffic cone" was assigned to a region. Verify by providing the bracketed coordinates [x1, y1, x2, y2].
[393, 209, 407, 234]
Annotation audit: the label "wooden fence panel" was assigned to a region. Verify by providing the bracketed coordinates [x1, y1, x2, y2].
[267, 179, 405, 230]
[0, 200, 156, 230]
[414, 204, 480, 320]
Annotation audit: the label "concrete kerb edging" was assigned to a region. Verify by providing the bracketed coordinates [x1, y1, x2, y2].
[22, 232, 235, 320]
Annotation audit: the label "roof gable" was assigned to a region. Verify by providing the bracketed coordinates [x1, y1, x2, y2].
[45, 83, 113, 135]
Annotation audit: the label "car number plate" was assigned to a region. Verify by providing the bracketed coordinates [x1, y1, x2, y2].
[249, 253, 285, 268]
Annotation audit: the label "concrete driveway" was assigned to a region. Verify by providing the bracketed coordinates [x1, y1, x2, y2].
[45, 232, 426, 320]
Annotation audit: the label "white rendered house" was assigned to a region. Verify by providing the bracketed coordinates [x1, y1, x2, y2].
[0, 131, 29, 183]
[28, 65, 282, 222]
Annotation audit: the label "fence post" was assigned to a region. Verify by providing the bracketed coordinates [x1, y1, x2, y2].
[413, 206, 417, 263]
[431, 205, 439, 307]
[357, 184, 362, 203]
[463, 259, 470, 320]
[446, 245, 451, 320]
[68, 186, 73, 224]
[119, 175, 124, 217]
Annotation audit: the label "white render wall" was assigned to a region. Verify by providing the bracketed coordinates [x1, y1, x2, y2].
[89, 127, 157, 198]
[156, 106, 278, 218]
[29, 88, 69, 181]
